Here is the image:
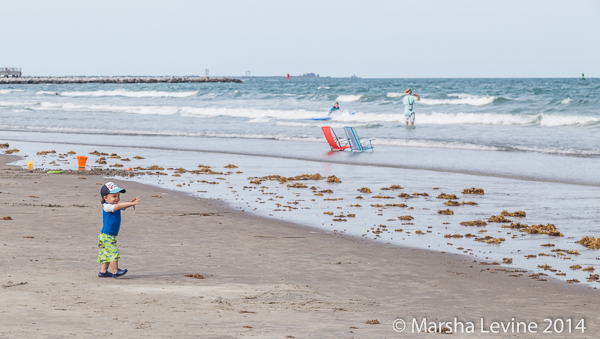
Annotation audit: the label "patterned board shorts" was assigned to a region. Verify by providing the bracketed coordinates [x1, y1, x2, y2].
[98, 233, 120, 263]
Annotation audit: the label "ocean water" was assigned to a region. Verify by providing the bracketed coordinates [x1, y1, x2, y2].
[1, 78, 599, 156]
[2, 77, 600, 285]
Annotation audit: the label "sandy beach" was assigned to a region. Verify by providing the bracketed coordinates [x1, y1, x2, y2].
[1, 153, 599, 338]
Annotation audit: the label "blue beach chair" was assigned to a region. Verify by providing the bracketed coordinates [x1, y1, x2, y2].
[343, 127, 374, 152]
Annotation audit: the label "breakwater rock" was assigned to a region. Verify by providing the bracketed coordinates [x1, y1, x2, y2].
[0, 76, 242, 85]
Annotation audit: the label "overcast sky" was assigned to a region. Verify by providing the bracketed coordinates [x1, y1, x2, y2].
[2, 0, 599, 78]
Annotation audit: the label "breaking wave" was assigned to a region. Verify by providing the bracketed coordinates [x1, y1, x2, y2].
[2, 100, 598, 127]
[36, 89, 198, 98]
[0, 89, 25, 94]
[420, 93, 498, 106]
[561, 98, 572, 105]
[335, 94, 363, 102]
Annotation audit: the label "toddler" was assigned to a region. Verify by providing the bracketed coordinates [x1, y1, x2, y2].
[97, 182, 141, 278]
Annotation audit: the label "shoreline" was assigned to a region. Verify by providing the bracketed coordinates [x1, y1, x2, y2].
[1, 153, 599, 337]
[0, 76, 242, 84]
[3, 134, 599, 188]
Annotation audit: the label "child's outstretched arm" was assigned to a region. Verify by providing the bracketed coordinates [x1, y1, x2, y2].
[114, 197, 141, 211]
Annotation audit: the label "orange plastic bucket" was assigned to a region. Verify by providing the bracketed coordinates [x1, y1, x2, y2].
[77, 156, 88, 169]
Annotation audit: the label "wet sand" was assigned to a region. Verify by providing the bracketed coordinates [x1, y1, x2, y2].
[1, 154, 599, 338]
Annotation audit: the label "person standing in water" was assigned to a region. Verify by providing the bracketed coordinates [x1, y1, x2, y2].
[403, 88, 420, 126]
[329, 102, 340, 115]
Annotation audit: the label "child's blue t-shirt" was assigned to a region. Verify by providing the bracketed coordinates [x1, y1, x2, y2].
[101, 203, 121, 236]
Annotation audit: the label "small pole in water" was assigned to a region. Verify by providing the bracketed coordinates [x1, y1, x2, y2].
[286, 73, 290, 81]
[581, 73, 585, 80]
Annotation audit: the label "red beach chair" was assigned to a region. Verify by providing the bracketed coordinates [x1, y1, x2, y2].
[321, 126, 350, 151]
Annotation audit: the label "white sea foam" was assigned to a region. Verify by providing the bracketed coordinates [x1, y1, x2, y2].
[374, 138, 501, 151]
[508, 145, 599, 156]
[0, 89, 25, 94]
[275, 121, 379, 128]
[561, 98, 572, 105]
[37, 89, 198, 98]
[538, 114, 600, 127]
[418, 112, 534, 125]
[35, 102, 181, 115]
[248, 117, 271, 123]
[7, 100, 599, 128]
[386, 92, 405, 98]
[317, 86, 330, 89]
[420, 93, 497, 106]
[335, 94, 363, 102]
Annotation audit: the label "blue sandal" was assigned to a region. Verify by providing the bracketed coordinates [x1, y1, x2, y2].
[113, 268, 128, 278]
[98, 271, 113, 278]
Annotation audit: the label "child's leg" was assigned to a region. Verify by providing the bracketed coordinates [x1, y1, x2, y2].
[110, 261, 119, 273]
[98, 233, 120, 272]
[101, 262, 110, 273]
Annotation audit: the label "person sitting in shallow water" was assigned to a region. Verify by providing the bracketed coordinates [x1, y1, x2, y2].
[329, 102, 340, 115]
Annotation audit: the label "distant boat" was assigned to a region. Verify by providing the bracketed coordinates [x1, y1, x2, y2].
[350, 75, 359, 79]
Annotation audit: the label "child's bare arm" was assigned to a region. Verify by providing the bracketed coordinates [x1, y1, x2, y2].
[114, 197, 141, 211]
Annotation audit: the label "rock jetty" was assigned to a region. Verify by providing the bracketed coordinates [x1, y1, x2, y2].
[0, 76, 242, 85]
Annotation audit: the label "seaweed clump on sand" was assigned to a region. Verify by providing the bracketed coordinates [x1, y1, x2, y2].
[575, 236, 600, 250]
[412, 192, 429, 196]
[358, 187, 372, 194]
[326, 175, 342, 183]
[587, 274, 600, 282]
[437, 209, 454, 215]
[255, 173, 324, 184]
[463, 187, 484, 195]
[488, 215, 512, 223]
[287, 183, 308, 188]
[4, 149, 19, 154]
[224, 164, 238, 168]
[444, 234, 464, 238]
[461, 201, 478, 206]
[185, 273, 205, 279]
[398, 215, 414, 221]
[500, 210, 526, 217]
[0, 143, 9, 148]
[385, 203, 408, 208]
[373, 195, 394, 199]
[381, 185, 403, 190]
[289, 173, 324, 181]
[474, 236, 506, 244]
[397, 193, 413, 198]
[437, 193, 457, 199]
[502, 223, 563, 237]
[445, 200, 460, 206]
[460, 220, 488, 227]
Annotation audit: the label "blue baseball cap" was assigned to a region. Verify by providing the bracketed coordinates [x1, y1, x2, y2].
[101, 182, 126, 197]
